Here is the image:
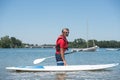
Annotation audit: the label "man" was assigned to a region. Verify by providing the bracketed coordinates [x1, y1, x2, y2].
[55, 28, 69, 66]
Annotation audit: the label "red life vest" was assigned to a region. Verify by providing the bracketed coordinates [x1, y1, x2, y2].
[55, 35, 68, 54]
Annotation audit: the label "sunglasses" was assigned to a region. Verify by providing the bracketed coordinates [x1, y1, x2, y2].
[65, 32, 69, 34]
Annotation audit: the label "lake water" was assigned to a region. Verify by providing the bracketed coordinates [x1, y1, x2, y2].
[0, 48, 120, 80]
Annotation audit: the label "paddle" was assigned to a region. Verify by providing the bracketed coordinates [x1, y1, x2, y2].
[33, 51, 75, 64]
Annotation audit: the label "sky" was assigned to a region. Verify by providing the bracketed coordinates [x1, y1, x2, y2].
[0, 0, 120, 44]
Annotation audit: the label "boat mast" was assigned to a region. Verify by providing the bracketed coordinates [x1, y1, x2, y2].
[86, 19, 89, 48]
[93, 39, 95, 46]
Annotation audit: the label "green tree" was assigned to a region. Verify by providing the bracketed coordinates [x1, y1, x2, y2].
[0, 40, 2, 48]
[0, 35, 24, 48]
[10, 37, 23, 48]
[69, 38, 86, 48]
[0, 36, 11, 48]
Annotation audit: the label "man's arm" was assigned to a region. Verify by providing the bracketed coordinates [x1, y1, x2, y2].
[60, 48, 67, 66]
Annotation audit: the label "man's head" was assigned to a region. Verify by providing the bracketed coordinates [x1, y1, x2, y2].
[62, 28, 69, 37]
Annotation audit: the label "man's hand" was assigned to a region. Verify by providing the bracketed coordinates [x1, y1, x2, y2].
[63, 60, 67, 66]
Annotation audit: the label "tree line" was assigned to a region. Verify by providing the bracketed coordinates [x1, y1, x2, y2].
[0, 36, 24, 48]
[0, 36, 120, 48]
[69, 38, 120, 48]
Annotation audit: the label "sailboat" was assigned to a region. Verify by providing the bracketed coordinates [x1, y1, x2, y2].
[71, 20, 99, 52]
[71, 40, 99, 52]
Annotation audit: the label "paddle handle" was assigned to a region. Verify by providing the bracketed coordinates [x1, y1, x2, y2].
[45, 56, 55, 59]
[65, 51, 75, 55]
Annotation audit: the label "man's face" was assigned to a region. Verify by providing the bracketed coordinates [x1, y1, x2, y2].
[63, 30, 69, 37]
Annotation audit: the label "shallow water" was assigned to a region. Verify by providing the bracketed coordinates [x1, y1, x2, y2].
[0, 48, 120, 80]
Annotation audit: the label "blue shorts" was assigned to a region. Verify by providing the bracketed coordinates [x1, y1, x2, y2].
[55, 54, 64, 66]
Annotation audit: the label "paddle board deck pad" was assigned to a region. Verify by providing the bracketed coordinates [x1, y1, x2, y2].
[6, 63, 119, 72]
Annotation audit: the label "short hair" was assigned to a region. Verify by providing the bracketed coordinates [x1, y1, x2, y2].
[62, 28, 69, 33]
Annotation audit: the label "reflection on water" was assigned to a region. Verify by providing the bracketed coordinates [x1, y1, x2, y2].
[56, 73, 66, 80]
[5, 70, 120, 80]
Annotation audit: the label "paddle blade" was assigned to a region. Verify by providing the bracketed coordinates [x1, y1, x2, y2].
[33, 58, 46, 64]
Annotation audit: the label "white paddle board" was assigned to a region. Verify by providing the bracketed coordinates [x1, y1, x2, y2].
[6, 63, 119, 72]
